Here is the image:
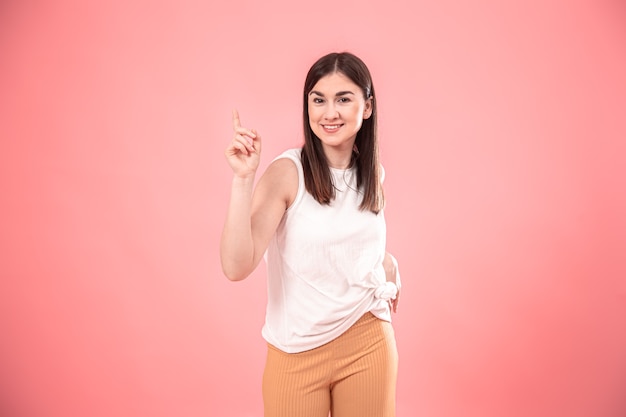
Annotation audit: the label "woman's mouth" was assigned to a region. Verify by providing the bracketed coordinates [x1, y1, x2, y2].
[322, 124, 343, 133]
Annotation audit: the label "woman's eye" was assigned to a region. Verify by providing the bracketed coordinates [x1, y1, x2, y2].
[338, 97, 351, 103]
[313, 98, 324, 104]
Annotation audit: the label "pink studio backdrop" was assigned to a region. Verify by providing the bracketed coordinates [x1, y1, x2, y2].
[1, 1, 625, 416]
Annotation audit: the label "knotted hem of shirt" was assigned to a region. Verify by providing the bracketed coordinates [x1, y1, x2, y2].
[374, 281, 399, 301]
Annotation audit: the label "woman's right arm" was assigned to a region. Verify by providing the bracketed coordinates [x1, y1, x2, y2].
[220, 110, 296, 281]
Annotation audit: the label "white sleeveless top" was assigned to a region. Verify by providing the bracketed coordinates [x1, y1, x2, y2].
[262, 148, 397, 353]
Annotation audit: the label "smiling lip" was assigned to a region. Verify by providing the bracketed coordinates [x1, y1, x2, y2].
[322, 124, 343, 133]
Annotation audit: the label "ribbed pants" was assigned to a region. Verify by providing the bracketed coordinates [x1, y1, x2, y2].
[262, 312, 398, 417]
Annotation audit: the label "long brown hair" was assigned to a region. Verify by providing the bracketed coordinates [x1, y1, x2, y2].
[301, 52, 384, 214]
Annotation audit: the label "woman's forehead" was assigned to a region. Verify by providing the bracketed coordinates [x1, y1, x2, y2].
[310, 72, 360, 94]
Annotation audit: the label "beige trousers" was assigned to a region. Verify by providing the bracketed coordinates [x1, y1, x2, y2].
[262, 312, 398, 417]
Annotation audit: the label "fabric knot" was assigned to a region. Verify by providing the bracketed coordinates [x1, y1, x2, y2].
[374, 281, 398, 301]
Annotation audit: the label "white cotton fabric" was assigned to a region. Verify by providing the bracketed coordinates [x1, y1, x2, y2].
[262, 148, 397, 353]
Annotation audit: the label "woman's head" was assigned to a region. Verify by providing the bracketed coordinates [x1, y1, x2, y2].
[301, 52, 383, 213]
[303, 52, 376, 156]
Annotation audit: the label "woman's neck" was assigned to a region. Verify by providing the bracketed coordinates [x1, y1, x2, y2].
[323, 145, 354, 170]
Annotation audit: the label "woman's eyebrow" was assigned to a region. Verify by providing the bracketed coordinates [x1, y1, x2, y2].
[309, 90, 356, 97]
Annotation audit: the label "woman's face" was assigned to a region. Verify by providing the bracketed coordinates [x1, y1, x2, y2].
[307, 72, 372, 153]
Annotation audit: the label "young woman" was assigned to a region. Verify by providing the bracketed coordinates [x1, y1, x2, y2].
[221, 52, 401, 417]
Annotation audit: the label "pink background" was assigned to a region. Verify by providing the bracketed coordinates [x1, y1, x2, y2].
[1, 1, 625, 416]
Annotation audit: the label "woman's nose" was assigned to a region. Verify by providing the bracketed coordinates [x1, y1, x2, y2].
[323, 103, 339, 119]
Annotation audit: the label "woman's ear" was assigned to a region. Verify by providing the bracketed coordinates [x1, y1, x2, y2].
[363, 97, 373, 119]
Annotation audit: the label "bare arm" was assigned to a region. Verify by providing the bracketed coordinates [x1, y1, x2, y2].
[220, 110, 296, 281]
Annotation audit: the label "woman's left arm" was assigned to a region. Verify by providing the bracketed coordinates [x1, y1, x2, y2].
[383, 251, 401, 313]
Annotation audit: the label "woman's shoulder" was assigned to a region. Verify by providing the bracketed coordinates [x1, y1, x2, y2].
[262, 147, 300, 180]
[261, 152, 300, 208]
[267, 156, 298, 175]
[266, 148, 303, 178]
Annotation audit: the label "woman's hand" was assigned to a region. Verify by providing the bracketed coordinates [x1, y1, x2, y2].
[225, 109, 262, 178]
[383, 252, 401, 313]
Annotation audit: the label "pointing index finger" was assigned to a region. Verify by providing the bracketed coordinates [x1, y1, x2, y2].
[232, 109, 241, 130]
